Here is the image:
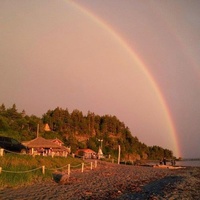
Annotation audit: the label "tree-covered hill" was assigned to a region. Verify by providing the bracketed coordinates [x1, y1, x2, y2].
[0, 104, 174, 160]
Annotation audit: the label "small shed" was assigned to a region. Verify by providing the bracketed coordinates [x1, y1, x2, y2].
[75, 148, 97, 159]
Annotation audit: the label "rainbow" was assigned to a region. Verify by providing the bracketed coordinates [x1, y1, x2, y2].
[67, 1, 180, 157]
[152, 2, 200, 80]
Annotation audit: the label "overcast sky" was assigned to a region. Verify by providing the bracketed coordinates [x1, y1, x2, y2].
[0, 0, 200, 158]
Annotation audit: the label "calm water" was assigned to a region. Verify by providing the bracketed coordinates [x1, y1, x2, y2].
[175, 160, 200, 167]
[147, 159, 200, 167]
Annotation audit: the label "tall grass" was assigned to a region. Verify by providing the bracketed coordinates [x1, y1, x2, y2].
[0, 153, 82, 188]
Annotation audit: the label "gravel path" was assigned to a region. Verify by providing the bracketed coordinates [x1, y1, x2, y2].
[0, 161, 200, 200]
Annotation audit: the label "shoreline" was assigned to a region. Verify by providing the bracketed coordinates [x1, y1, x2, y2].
[1, 161, 200, 199]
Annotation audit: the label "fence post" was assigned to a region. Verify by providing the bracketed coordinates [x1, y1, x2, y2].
[0, 148, 4, 156]
[118, 145, 121, 164]
[68, 164, 71, 176]
[42, 166, 45, 175]
[94, 160, 97, 168]
[0, 167, 2, 174]
[112, 159, 114, 163]
[81, 163, 84, 173]
[90, 162, 93, 170]
[31, 148, 34, 155]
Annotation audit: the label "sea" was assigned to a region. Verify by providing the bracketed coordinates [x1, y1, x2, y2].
[175, 159, 200, 167]
[146, 159, 200, 167]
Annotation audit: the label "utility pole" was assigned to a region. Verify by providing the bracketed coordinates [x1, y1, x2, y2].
[98, 139, 103, 149]
[37, 124, 39, 138]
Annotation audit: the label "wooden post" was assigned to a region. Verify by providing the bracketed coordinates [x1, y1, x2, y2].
[0, 148, 4, 156]
[94, 160, 97, 168]
[42, 166, 45, 174]
[68, 164, 70, 176]
[81, 163, 84, 173]
[0, 167, 2, 174]
[118, 145, 121, 164]
[90, 162, 93, 170]
[112, 159, 114, 163]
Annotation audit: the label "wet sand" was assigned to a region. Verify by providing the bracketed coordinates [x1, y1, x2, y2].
[0, 161, 200, 199]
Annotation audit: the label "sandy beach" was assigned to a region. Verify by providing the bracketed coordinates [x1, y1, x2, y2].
[0, 161, 200, 200]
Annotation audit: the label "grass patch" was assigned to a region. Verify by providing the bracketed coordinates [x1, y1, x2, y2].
[0, 153, 83, 188]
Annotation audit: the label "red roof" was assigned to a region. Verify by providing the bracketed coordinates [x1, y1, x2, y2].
[22, 137, 63, 149]
[49, 138, 64, 145]
[76, 148, 96, 154]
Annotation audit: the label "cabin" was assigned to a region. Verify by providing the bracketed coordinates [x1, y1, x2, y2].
[75, 148, 97, 159]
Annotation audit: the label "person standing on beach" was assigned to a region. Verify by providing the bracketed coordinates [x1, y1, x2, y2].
[171, 159, 173, 166]
[171, 159, 176, 166]
[173, 159, 176, 166]
[163, 157, 166, 165]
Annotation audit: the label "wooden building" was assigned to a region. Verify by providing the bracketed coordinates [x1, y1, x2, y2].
[22, 137, 69, 156]
[75, 148, 97, 159]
